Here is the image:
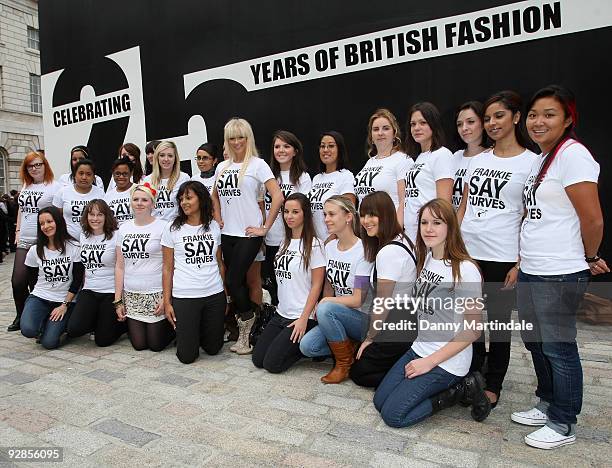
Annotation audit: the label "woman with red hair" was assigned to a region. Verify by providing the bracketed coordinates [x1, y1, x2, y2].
[8, 152, 61, 331]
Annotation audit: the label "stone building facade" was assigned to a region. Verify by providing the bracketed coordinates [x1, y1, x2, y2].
[0, 0, 41, 193]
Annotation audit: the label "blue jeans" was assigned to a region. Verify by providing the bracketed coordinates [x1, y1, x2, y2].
[20, 295, 73, 349]
[517, 269, 590, 425]
[374, 348, 461, 428]
[299, 301, 367, 357]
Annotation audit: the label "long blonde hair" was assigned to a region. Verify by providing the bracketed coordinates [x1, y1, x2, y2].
[219, 117, 259, 185]
[150, 140, 181, 192]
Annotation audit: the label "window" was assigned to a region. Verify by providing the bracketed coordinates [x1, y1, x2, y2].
[0, 149, 6, 194]
[30, 74, 42, 113]
[27, 27, 40, 50]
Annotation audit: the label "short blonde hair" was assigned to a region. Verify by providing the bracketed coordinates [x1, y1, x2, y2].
[131, 183, 157, 203]
[324, 195, 360, 236]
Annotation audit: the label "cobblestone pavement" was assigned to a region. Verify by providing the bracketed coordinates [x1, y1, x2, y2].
[0, 254, 611, 467]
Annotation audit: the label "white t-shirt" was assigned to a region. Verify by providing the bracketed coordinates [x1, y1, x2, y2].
[79, 232, 117, 293]
[25, 242, 81, 303]
[411, 255, 482, 377]
[371, 236, 417, 284]
[451, 149, 479, 210]
[104, 185, 135, 225]
[520, 140, 599, 275]
[325, 239, 373, 297]
[191, 173, 216, 194]
[354, 151, 407, 207]
[160, 221, 224, 298]
[17, 181, 62, 243]
[117, 219, 166, 293]
[309, 170, 355, 239]
[214, 158, 275, 237]
[59, 172, 104, 190]
[403, 147, 454, 241]
[265, 171, 312, 247]
[275, 238, 326, 319]
[461, 150, 538, 262]
[52, 184, 106, 239]
[144, 172, 191, 221]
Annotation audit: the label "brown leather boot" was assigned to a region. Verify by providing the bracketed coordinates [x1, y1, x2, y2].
[321, 339, 356, 384]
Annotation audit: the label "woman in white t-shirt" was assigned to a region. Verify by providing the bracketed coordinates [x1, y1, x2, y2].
[20, 206, 83, 349]
[8, 152, 61, 332]
[403, 102, 454, 241]
[162, 181, 226, 364]
[309, 131, 356, 240]
[253, 193, 325, 373]
[374, 198, 491, 428]
[191, 143, 220, 194]
[355, 109, 407, 225]
[143, 140, 191, 221]
[114, 184, 175, 352]
[104, 157, 136, 226]
[263, 130, 312, 307]
[512, 85, 609, 450]
[58, 145, 104, 189]
[350, 191, 417, 388]
[300, 195, 374, 384]
[457, 91, 538, 410]
[451, 101, 488, 209]
[211, 118, 284, 354]
[66, 200, 126, 346]
[53, 159, 105, 241]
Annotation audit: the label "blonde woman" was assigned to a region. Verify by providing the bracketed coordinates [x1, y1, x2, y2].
[144, 140, 190, 221]
[211, 117, 283, 354]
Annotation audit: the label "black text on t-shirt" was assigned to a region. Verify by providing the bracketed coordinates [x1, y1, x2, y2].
[70, 200, 90, 222]
[412, 268, 444, 316]
[452, 168, 466, 207]
[310, 182, 333, 210]
[405, 163, 424, 198]
[42, 257, 71, 284]
[81, 243, 105, 269]
[109, 198, 132, 221]
[266, 182, 293, 211]
[354, 166, 382, 197]
[19, 191, 43, 214]
[326, 259, 352, 295]
[182, 233, 215, 266]
[155, 186, 174, 210]
[523, 175, 541, 220]
[122, 233, 150, 259]
[274, 249, 297, 283]
[468, 167, 510, 210]
[217, 169, 241, 197]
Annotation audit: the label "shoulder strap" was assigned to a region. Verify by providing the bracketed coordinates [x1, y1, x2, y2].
[373, 240, 416, 283]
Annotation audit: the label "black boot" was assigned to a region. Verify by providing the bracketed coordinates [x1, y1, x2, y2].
[7, 313, 21, 332]
[430, 382, 464, 414]
[461, 371, 491, 422]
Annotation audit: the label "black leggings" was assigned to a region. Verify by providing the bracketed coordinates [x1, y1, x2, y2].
[221, 234, 262, 319]
[252, 312, 317, 373]
[66, 290, 127, 346]
[262, 244, 279, 306]
[12, 247, 35, 318]
[173, 292, 226, 364]
[470, 259, 516, 395]
[127, 318, 175, 352]
[350, 341, 413, 388]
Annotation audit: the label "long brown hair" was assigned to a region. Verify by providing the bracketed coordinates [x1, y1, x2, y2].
[270, 130, 308, 187]
[80, 199, 118, 240]
[118, 143, 143, 183]
[278, 193, 319, 271]
[415, 198, 476, 284]
[359, 191, 411, 263]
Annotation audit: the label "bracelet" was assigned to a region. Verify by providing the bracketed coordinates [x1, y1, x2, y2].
[112, 298, 124, 308]
[585, 255, 600, 263]
[513, 264, 520, 271]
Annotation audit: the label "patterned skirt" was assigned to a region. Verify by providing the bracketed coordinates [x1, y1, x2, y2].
[124, 290, 165, 323]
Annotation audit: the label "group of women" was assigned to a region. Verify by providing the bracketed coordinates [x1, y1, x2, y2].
[7, 84, 608, 450]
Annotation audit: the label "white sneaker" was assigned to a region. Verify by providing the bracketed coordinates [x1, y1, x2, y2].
[525, 425, 576, 449]
[511, 407, 548, 426]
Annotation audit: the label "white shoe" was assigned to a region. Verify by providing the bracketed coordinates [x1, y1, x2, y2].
[511, 407, 548, 426]
[525, 425, 576, 449]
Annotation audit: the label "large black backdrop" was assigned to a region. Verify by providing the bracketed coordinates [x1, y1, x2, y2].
[40, 0, 611, 273]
